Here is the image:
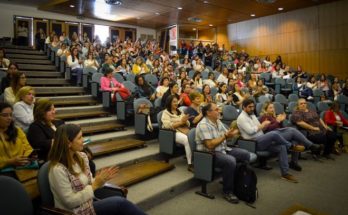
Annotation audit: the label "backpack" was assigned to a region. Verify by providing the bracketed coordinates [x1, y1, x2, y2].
[234, 163, 258, 204]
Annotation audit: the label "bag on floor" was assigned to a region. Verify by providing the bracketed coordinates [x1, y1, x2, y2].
[234, 163, 258, 204]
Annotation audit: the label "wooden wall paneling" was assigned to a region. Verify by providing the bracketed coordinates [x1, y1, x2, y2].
[319, 24, 348, 51]
[319, 50, 348, 79]
[287, 52, 320, 74]
[319, 0, 348, 28]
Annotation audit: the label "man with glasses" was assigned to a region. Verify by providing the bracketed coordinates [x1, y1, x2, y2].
[196, 103, 250, 204]
[237, 99, 304, 183]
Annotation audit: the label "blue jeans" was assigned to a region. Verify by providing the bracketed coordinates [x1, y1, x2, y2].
[255, 130, 292, 151]
[93, 196, 146, 215]
[71, 68, 83, 85]
[267, 144, 290, 176]
[275, 127, 314, 148]
[214, 148, 250, 194]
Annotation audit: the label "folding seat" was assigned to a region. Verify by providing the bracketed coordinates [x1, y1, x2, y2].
[288, 93, 299, 103]
[144, 73, 158, 87]
[134, 98, 157, 136]
[317, 101, 330, 113]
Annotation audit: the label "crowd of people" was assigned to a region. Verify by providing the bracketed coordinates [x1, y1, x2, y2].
[1, 30, 348, 211]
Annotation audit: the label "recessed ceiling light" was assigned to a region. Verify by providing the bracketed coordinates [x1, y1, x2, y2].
[177, 7, 183, 10]
[250, 14, 256, 17]
[209, 24, 213, 26]
[69, 5, 75, 8]
[203, 1, 209, 3]
[278, 7, 284, 11]
[193, 28, 196, 31]
[155, 12, 160, 15]
[136, 17, 141, 19]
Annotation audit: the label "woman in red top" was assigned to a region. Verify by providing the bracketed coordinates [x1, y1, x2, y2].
[324, 101, 348, 153]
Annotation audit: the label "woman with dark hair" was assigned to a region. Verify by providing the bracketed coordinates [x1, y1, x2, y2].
[1, 62, 18, 93]
[48, 124, 146, 214]
[161, 95, 193, 171]
[67, 47, 83, 86]
[100, 67, 126, 101]
[161, 82, 180, 109]
[192, 71, 203, 89]
[215, 82, 232, 107]
[0, 48, 10, 69]
[4, 71, 26, 106]
[0, 102, 33, 173]
[202, 84, 213, 104]
[134, 75, 155, 100]
[156, 77, 170, 98]
[203, 71, 217, 88]
[27, 99, 63, 161]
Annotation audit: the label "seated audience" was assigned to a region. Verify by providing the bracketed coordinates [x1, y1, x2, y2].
[185, 92, 203, 128]
[161, 95, 193, 171]
[192, 71, 203, 89]
[67, 47, 84, 86]
[132, 56, 149, 75]
[215, 83, 232, 108]
[134, 75, 155, 100]
[4, 71, 26, 106]
[84, 52, 99, 71]
[13, 86, 35, 133]
[202, 84, 213, 104]
[237, 99, 304, 183]
[196, 102, 250, 203]
[27, 99, 63, 161]
[48, 124, 145, 214]
[1, 62, 18, 94]
[161, 82, 180, 108]
[203, 72, 217, 88]
[180, 83, 192, 107]
[156, 77, 169, 98]
[0, 102, 33, 175]
[100, 67, 126, 101]
[0, 48, 10, 69]
[291, 98, 337, 159]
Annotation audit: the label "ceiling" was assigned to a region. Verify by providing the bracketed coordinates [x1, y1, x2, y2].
[2, 0, 340, 29]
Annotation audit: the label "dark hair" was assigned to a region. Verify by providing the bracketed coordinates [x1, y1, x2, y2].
[160, 77, 169, 86]
[7, 62, 19, 70]
[202, 103, 212, 117]
[242, 98, 255, 108]
[331, 101, 340, 111]
[102, 66, 113, 76]
[71, 47, 79, 62]
[218, 82, 226, 93]
[10, 71, 25, 94]
[34, 98, 54, 125]
[0, 48, 6, 58]
[208, 72, 214, 79]
[192, 71, 201, 80]
[0, 102, 17, 143]
[165, 95, 181, 115]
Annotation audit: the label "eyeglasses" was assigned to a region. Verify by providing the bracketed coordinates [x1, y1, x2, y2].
[0, 113, 12, 118]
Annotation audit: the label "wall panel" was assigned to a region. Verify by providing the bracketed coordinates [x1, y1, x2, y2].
[227, 0, 348, 79]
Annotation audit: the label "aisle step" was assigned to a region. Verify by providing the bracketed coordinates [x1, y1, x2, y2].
[81, 121, 125, 135]
[56, 110, 109, 120]
[38, 95, 97, 106]
[18, 64, 56, 71]
[7, 54, 47, 60]
[24, 71, 61, 78]
[27, 78, 70, 86]
[87, 138, 145, 157]
[11, 59, 52, 65]
[108, 160, 175, 187]
[34, 87, 85, 95]
[5, 49, 45, 55]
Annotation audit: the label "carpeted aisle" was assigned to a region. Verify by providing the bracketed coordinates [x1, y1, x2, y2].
[147, 153, 348, 215]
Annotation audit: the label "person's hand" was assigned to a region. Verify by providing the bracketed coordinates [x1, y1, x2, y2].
[261, 120, 271, 128]
[276, 113, 286, 122]
[311, 126, 320, 131]
[336, 121, 343, 127]
[92, 166, 119, 190]
[9, 156, 30, 167]
[225, 128, 239, 138]
[181, 114, 189, 123]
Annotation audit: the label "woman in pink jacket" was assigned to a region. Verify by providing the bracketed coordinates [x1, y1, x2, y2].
[100, 67, 126, 101]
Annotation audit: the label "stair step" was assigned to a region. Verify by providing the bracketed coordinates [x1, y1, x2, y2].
[11, 59, 52, 65]
[45, 95, 97, 106]
[23, 71, 61, 78]
[107, 160, 175, 187]
[81, 121, 124, 135]
[5, 49, 45, 55]
[7, 54, 48, 60]
[87, 138, 145, 157]
[18, 64, 56, 71]
[56, 110, 109, 120]
[3, 45, 35, 50]
[33, 87, 85, 95]
[27, 78, 70, 86]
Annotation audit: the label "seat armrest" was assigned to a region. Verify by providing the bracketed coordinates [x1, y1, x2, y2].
[41, 206, 75, 215]
[102, 91, 111, 108]
[193, 150, 214, 182]
[134, 113, 147, 135]
[159, 129, 176, 154]
[237, 138, 257, 153]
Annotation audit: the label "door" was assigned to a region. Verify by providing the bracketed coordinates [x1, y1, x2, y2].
[50, 21, 64, 36]
[66, 23, 79, 40]
[82, 24, 94, 43]
[110, 27, 120, 43]
[14, 17, 32, 46]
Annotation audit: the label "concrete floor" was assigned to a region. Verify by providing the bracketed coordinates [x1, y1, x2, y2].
[147, 153, 348, 215]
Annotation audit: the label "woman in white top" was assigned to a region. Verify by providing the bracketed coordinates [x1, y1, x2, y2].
[216, 67, 229, 84]
[48, 124, 145, 214]
[67, 47, 83, 86]
[192, 71, 203, 89]
[17, 22, 28, 46]
[4, 72, 26, 106]
[0, 48, 10, 69]
[116, 58, 131, 75]
[13, 86, 35, 133]
[56, 43, 69, 57]
[156, 77, 170, 98]
[203, 72, 217, 88]
[193, 58, 205, 72]
[84, 52, 99, 71]
[215, 83, 232, 108]
[161, 95, 193, 172]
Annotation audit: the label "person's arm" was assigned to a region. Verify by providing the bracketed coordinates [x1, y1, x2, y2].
[237, 114, 266, 135]
[203, 128, 238, 150]
[320, 118, 331, 130]
[100, 77, 112, 91]
[260, 115, 279, 132]
[324, 111, 336, 126]
[49, 165, 95, 209]
[13, 103, 33, 128]
[17, 127, 33, 157]
[27, 123, 52, 155]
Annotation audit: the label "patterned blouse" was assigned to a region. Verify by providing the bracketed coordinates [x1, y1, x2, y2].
[291, 109, 325, 134]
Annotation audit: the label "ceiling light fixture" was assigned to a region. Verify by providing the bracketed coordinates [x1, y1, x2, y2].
[278, 7, 284, 11]
[193, 28, 196, 31]
[69, 5, 75, 8]
[203, 1, 209, 3]
[256, 0, 277, 3]
[105, 0, 123, 6]
[209, 24, 213, 26]
[177, 7, 183, 10]
[250, 14, 256, 17]
[155, 12, 160, 15]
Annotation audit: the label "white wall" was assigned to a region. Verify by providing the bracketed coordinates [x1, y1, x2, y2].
[0, 3, 156, 39]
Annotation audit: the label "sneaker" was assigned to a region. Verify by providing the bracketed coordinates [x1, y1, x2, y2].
[281, 174, 298, 183]
[187, 164, 194, 172]
[307, 96, 314, 100]
[289, 145, 305, 152]
[223, 193, 239, 204]
[289, 161, 302, 171]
